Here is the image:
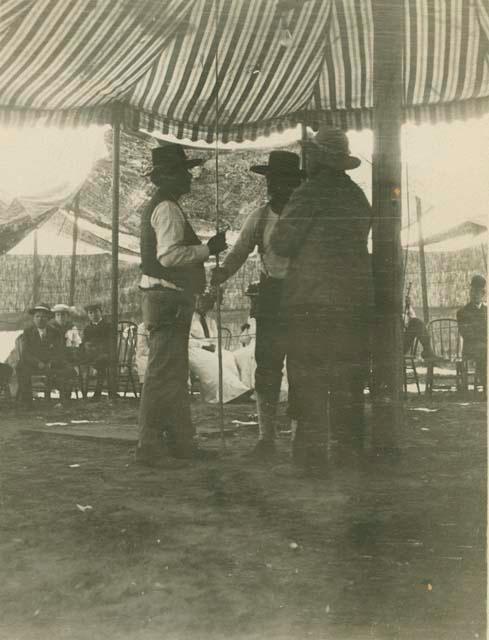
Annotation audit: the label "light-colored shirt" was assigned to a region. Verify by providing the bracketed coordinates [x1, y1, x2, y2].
[140, 200, 210, 290]
[37, 328, 46, 340]
[221, 204, 289, 280]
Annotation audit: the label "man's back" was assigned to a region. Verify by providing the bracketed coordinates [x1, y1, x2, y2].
[272, 169, 371, 310]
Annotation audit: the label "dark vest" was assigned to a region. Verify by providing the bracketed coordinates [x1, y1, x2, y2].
[140, 195, 205, 294]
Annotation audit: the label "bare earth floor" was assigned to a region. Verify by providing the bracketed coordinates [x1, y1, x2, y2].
[0, 394, 486, 640]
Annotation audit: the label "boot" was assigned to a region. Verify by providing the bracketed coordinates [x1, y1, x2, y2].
[249, 389, 280, 459]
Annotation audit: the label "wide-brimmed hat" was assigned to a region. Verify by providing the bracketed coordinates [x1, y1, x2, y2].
[51, 303, 71, 314]
[305, 126, 361, 170]
[250, 151, 305, 177]
[85, 302, 103, 313]
[143, 144, 204, 178]
[28, 303, 53, 316]
[470, 274, 486, 290]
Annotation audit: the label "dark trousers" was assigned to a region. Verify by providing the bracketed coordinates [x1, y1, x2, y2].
[254, 277, 297, 417]
[16, 360, 75, 403]
[403, 318, 432, 356]
[138, 289, 194, 451]
[288, 306, 369, 451]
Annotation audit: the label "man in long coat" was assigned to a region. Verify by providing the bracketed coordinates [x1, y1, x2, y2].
[271, 127, 372, 474]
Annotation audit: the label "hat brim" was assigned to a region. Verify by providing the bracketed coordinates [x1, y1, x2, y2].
[85, 305, 102, 312]
[250, 165, 306, 177]
[28, 307, 53, 316]
[142, 158, 205, 177]
[306, 141, 361, 170]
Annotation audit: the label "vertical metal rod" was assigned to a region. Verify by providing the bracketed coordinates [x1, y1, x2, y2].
[371, 0, 404, 451]
[300, 122, 308, 172]
[415, 196, 430, 325]
[110, 110, 121, 398]
[69, 191, 80, 306]
[214, 0, 225, 449]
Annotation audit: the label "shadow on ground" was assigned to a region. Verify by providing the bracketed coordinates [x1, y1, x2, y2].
[0, 394, 486, 640]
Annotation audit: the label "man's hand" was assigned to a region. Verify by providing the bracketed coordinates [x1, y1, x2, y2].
[207, 231, 227, 256]
[38, 362, 46, 371]
[211, 266, 228, 286]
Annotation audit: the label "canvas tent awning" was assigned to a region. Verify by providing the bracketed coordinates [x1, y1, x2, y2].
[402, 213, 488, 251]
[1, 0, 488, 141]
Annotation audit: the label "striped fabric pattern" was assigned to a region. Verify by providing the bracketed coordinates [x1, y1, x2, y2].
[0, 0, 488, 140]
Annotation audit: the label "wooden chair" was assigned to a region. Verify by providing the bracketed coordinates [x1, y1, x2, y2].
[80, 321, 139, 399]
[425, 318, 462, 396]
[403, 337, 421, 395]
[459, 357, 487, 397]
[117, 321, 139, 398]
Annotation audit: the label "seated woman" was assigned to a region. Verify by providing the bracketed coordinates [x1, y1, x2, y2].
[49, 303, 82, 362]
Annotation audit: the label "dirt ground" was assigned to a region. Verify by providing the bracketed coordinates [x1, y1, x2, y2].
[0, 393, 486, 640]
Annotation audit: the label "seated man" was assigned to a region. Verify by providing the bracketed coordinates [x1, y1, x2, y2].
[16, 303, 75, 405]
[457, 274, 487, 389]
[189, 293, 251, 404]
[403, 294, 435, 360]
[80, 303, 112, 399]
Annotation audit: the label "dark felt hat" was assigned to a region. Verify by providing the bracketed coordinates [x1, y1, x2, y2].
[85, 303, 103, 313]
[470, 274, 486, 289]
[250, 151, 305, 177]
[28, 303, 53, 316]
[143, 144, 204, 177]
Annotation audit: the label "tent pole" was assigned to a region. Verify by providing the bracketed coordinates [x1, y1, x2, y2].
[371, 0, 404, 453]
[415, 197, 430, 324]
[32, 228, 39, 305]
[69, 191, 80, 307]
[110, 110, 121, 398]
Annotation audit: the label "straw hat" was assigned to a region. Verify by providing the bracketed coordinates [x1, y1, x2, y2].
[28, 303, 53, 316]
[51, 303, 71, 314]
[305, 126, 361, 170]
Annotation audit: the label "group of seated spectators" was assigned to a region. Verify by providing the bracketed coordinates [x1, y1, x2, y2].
[1, 302, 111, 404]
[1, 274, 485, 405]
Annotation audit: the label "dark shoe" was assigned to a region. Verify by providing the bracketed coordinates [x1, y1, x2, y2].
[247, 439, 276, 461]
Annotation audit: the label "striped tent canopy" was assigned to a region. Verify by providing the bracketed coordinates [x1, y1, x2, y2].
[1, 0, 488, 142]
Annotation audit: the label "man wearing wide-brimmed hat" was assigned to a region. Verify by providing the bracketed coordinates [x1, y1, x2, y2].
[271, 126, 372, 475]
[16, 303, 73, 405]
[136, 144, 227, 466]
[211, 151, 305, 459]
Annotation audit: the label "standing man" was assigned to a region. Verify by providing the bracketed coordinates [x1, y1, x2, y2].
[271, 128, 372, 474]
[136, 144, 226, 466]
[212, 151, 304, 458]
